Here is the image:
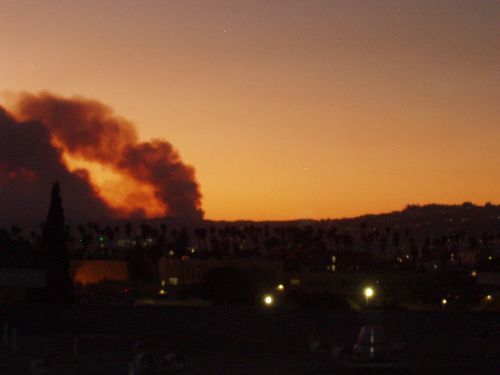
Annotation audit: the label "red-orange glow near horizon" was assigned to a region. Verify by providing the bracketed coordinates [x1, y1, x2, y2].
[1, 2, 499, 220]
[71, 260, 128, 285]
[62, 154, 166, 218]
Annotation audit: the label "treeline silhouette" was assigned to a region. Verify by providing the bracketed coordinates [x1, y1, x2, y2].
[2, 203, 499, 274]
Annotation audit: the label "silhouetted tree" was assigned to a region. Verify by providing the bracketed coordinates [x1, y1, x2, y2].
[39, 182, 74, 303]
[125, 222, 133, 238]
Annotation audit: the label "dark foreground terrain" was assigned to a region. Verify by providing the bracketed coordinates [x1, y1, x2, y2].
[0, 304, 498, 375]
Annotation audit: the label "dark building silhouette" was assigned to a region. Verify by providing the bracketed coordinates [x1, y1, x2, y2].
[40, 182, 74, 303]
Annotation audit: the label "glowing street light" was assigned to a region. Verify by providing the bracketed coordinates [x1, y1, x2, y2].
[364, 287, 375, 304]
[276, 284, 285, 291]
[441, 298, 447, 307]
[486, 294, 493, 301]
[263, 294, 274, 306]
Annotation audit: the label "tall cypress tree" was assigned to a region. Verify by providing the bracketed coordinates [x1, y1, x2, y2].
[40, 182, 74, 303]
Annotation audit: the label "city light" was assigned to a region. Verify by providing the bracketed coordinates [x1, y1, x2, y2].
[158, 289, 166, 295]
[364, 287, 374, 298]
[471, 270, 477, 277]
[276, 284, 285, 291]
[486, 294, 492, 301]
[263, 294, 274, 306]
[364, 286, 375, 304]
[441, 298, 447, 306]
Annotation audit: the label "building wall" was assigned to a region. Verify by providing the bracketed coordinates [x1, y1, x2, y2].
[0, 267, 47, 303]
[70, 260, 128, 285]
[0, 267, 47, 288]
[158, 258, 284, 285]
[477, 272, 500, 287]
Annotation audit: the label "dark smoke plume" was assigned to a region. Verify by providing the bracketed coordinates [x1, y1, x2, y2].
[0, 92, 203, 224]
[0, 106, 114, 225]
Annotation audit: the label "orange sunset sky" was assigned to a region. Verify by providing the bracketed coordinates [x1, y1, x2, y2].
[1, 1, 499, 221]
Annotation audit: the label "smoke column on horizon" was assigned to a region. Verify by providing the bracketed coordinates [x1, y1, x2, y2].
[0, 92, 203, 224]
[0, 105, 115, 225]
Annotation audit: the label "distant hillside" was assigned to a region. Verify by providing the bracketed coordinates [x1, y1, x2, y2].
[339, 203, 500, 235]
[204, 203, 500, 236]
[6, 203, 499, 237]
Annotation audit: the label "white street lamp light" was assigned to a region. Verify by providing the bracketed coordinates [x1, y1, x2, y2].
[364, 287, 375, 305]
[263, 294, 274, 306]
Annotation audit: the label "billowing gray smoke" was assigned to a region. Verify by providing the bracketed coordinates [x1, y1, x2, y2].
[0, 106, 114, 225]
[0, 93, 203, 225]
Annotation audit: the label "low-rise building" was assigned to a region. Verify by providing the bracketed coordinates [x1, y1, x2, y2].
[0, 267, 47, 302]
[70, 260, 128, 285]
[158, 258, 284, 286]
